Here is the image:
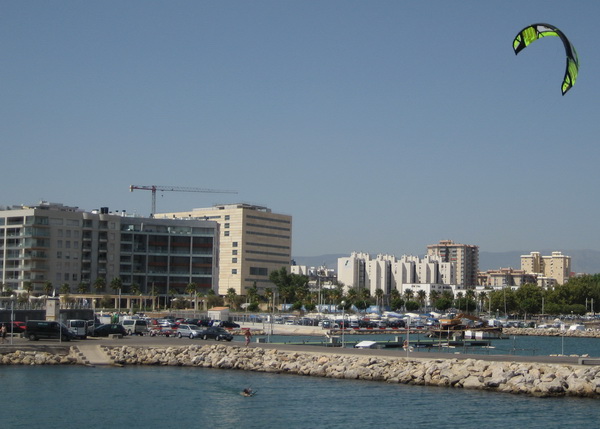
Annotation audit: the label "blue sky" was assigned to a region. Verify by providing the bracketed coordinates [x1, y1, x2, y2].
[2, 1, 600, 257]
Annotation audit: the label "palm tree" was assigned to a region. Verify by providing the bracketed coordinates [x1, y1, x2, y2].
[110, 277, 123, 294]
[403, 288, 414, 301]
[23, 281, 34, 298]
[417, 290, 427, 310]
[76, 282, 88, 294]
[186, 282, 198, 309]
[465, 289, 476, 313]
[226, 288, 238, 310]
[43, 281, 53, 296]
[375, 288, 384, 313]
[94, 277, 106, 293]
[60, 283, 70, 295]
[478, 291, 488, 313]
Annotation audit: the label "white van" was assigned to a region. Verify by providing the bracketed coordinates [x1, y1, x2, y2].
[67, 319, 88, 339]
[122, 319, 148, 336]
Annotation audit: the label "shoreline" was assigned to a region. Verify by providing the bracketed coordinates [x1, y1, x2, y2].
[1, 338, 599, 399]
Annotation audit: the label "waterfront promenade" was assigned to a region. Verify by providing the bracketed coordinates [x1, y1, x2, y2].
[0, 327, 585, 366]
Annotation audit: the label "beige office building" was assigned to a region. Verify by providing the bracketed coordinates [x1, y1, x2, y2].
[426, 240, 479, 287]
[0, 202, 219, 296]
[521, 251, 571, 285]
[156, 204, 292, 296]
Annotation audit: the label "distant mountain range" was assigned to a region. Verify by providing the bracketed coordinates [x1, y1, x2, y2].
[292, 250, 600, 275]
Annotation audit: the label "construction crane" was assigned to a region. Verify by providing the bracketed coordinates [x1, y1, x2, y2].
[129, 185, 238, 216]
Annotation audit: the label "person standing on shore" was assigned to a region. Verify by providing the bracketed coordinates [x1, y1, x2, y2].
[244, 329, 252, 347]
[0, 324, 7, 344]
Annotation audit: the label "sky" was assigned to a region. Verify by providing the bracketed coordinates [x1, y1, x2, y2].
[3, 1, 600, 258]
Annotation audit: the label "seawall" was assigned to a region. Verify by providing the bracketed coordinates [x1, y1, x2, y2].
[104, 344, 600, 398]
[3, 342, 600, 399]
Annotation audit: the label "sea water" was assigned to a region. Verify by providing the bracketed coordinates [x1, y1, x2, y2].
[2, 365, 600, 429]
[256, 333, 600, 357]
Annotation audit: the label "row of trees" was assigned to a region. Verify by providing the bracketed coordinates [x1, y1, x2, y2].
[234, 268, 600, 317]
[6, 271, 600, 316]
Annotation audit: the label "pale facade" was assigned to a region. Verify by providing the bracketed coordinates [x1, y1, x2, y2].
[426, 240, 479, 287]
[337, 252, 457, 298]
[520, 251, 571, 285]
[478, 267, 537, 288]
[156, 204, 292, 296]
[0, 202, 219, 296]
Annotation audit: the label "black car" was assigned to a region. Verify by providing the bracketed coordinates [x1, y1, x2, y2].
[91, 324, 128, 337]
[25, 320, 77, 341]
[199, 327, 233, 341]
[218, 321, 240, 329]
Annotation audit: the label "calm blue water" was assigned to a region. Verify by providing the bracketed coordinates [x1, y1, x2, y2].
[248, 333, 600, 357]
[2, 365, 600, 429]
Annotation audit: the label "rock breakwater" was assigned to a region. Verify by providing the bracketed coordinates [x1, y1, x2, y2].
[105, 344, 600, 398]
[0, 348, 79, 365]
[504, 327, 600, 338]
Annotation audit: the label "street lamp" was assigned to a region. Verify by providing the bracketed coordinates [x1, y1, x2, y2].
[406, 315, 411, 358]
[341, 300, 346, 348]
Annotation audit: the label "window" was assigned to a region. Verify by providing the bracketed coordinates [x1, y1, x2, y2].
[224, 231, 230, 237]
[232, 242, 238, 247]
[231, 269, 237, 274]
[224, 223, 230, 229]
[224, 215, 230, 220]
[232, 250, 238, 255]
[232, 258, 238, 263]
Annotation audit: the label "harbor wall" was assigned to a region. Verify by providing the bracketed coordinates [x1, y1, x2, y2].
[103, 344, 600, 398]
[2, 343, 600, 398]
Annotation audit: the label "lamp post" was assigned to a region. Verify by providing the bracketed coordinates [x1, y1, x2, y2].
[406, 315, 411, 358]
[341, 300, 345, 348]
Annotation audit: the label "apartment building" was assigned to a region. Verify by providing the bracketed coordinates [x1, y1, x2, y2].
[478, 267, 537, 289]
[156, 203, 292, 296]
[337, 252, 456, 296]
[520, 251, 571, 285]
[426, 240, 479, 287]
[0, 202, 219, 296]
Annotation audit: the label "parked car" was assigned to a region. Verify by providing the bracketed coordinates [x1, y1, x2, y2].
[177, 324, 203, 339]
[25, 320, 77, 341]
[149, 326, 176, 337]
[218, 321, 240, 329]
[91, 324, 128, 337]
[199, 327, 233, 341]
[87, 322, 103, 335]
[122, 319, 149, 336]
[2, 321, 26, 333]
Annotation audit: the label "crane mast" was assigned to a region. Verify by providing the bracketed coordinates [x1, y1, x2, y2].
[129, 185, 237, 216]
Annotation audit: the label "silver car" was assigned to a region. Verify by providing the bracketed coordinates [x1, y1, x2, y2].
[177, 324, 203, 339]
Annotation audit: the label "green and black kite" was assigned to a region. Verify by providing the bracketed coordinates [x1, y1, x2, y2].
[513, 23, 579, 95]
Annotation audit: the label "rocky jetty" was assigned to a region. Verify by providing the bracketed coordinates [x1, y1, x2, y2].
[504, 327, 600, 338]
[0, 348, 79, 365]
[103, 344, 600, 398]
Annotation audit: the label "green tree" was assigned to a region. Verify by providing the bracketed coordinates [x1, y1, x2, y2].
[43, 281, 53, 296]
[434, 297, 453, 311]
[94, 277, 106, 293]
[515, 283, 543, 316]
[23, 281, 34, 297]
[110, 277, 123, 294]
[405, 300, 420, 312]
[390, 297, 405, 311]
[417, 290, 427, 310]
[59, 283, 70, 295]
[226, 287, 239, 310]
[77, 282, 89, 294]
